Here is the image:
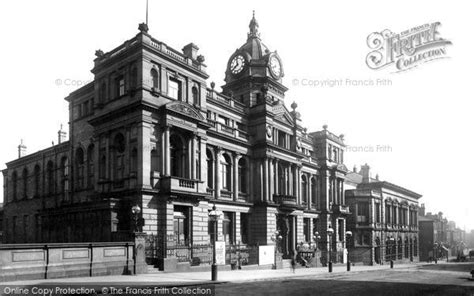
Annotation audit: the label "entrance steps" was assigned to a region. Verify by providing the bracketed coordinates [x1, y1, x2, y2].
[147, 265, 164, 274]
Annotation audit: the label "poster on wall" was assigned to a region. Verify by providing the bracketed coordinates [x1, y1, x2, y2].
[259, 245, 275, 265]
[215, 241, 226, 265]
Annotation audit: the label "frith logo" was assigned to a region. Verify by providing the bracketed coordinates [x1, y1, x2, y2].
[366, 22, 452, 72]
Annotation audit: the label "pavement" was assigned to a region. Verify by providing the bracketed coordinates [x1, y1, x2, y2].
[1, 262, 425, 286]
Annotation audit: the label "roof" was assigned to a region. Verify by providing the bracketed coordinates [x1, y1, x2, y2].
[418, 216, 434, 222]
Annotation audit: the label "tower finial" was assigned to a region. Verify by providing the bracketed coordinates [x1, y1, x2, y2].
[248, 10, 260, 39]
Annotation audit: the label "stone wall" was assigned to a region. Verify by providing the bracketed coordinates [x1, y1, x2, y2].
[0, 242, 136, 282]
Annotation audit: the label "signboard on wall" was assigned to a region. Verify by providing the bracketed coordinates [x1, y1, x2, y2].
[259, 245, 275, 265]
[215, 241, 226, 265]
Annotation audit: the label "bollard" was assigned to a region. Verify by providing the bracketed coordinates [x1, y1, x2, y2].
[390, 260, 394, 269]
[328, 261, 333, 273]
[347, 260, 351, 271]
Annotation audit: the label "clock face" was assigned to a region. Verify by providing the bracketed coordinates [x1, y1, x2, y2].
[230, 55, 245, 74]
[269, 55, 282, 77]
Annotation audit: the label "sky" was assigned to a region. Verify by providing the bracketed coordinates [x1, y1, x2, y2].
[0, 0, 472, 230]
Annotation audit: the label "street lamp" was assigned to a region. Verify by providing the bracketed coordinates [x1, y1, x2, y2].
[208, 204, 221, 281]
[131, 205, 141, 233]
[327, 227, 334, 273]
[345, 231, 352, 271]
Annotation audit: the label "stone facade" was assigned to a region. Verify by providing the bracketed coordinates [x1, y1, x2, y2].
[345, 164, 421, 265]
[3, 15, 358, 268]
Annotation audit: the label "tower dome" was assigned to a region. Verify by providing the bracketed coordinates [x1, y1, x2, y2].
[224, 11, 284, 84]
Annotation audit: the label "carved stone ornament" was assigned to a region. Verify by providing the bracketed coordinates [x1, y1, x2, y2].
[266, 125, 273, 138]
[166, 101, 205, 121]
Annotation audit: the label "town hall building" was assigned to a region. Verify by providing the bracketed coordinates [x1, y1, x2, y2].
[2, 14, 419, 269]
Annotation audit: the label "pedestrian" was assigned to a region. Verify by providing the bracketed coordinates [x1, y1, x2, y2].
[291, 253, 296, 273]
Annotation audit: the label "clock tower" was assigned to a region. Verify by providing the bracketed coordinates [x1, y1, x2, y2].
[222, 11, 288, 106]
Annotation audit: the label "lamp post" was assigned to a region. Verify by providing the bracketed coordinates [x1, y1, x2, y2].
[131, 205, 141, 233]
[208, 204, 221, 281]
[271, 231, 283, 269]
[345, 231, 352, 271]
[327, 227, 334, 273]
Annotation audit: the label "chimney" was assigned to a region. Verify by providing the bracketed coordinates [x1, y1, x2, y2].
[58, 124, 67, 144]
[360, 163, 371, 183]
[18, 139, 27, 158]
[182, 43, 199, 60]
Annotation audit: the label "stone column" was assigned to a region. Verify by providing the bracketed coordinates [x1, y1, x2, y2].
[274, 159, 279, 196]
[263, 158, 268, 201]
[307, 174, 312, 210]
[192, 136, 198, 179]
[268, 158, 274, 202]
[296, 168, 301, 204]
[215, 147, 222, 199]
[164, 126, 170, 176]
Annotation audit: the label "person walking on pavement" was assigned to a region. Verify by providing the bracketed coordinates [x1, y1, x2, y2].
[291, 253, 296, 273]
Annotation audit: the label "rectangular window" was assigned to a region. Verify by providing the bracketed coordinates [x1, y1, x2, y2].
[375, 203, 381, 223]
[174, 206, 189, 246]
[223, 212, 234, 245]
[168, 78, 180, 100]
[278, 131, 286, 148]
[241, 213, 249, 244]
[303, 218, 311, 243]
[357, 203, 369, 225]
[385, 205, 391, 224]
[115, 76, 125, 98]
[338, 219, 344, 242]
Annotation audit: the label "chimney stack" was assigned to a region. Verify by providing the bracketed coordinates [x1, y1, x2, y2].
[360, 163, 371, 183]
[18, 139, 27, 158]
[182, 43, 199, 60]
[58, 124, 67, 144]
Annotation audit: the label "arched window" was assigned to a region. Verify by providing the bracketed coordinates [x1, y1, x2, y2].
[151, 68, 159, 89]
[130, 147, 138, 174]
[34, 165, 41, 197]
[404, 237, 409, 258]
[238, 158, 247, 194]
[206, 149, 214, 189]
[22, 168, 28, 199]
[113, 133, 125, 180]
[12, 171, 18, 201]
[87, 145, 94, 187]
[414, 237, 418, 256]
[301, 175, 308, 203]
[150, 148, 158, 172]
[47, 161, 54, 194]
[220, 153, 232, 191]
[60, 157, 69, 201]
[397, 237, 402, 260]
[191, 86, 199, 105]
[75, 148, 84, 189]
[170, 134, 186, 178]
